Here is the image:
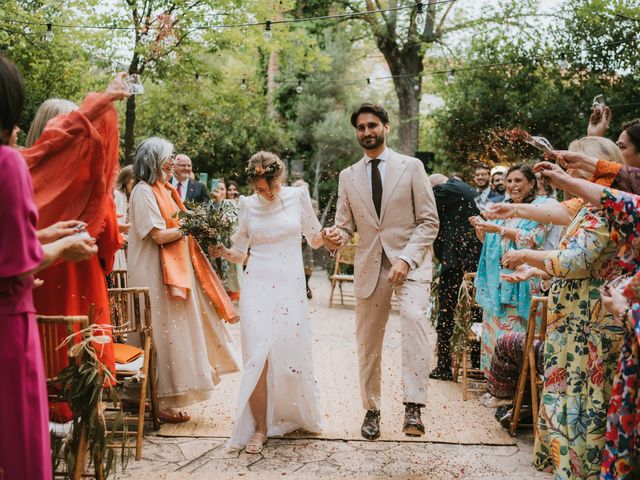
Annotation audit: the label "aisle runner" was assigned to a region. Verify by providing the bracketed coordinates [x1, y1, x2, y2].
[159, 275, 515, 446]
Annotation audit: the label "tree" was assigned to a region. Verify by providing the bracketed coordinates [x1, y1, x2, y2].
[340, 0, 542, 157]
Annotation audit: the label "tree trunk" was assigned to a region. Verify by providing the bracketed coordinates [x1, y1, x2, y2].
[394, 75, 421, 156]
[376, 40, 423, 157]
[124, 52, 141, 164]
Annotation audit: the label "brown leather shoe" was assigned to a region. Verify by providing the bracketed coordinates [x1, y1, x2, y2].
[403, 403, 425, 437]
[361, 409, 380, 440]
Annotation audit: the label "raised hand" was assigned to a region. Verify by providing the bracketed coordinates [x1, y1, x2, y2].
[588, 105, 612, 137]
[544, 150, 598, 176]
[533, 161, 573, 189]
[106, 72, 130, 101]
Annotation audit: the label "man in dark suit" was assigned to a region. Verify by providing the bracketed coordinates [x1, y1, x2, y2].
[171, 154, 210, 203]
[428, 174, 483, 380]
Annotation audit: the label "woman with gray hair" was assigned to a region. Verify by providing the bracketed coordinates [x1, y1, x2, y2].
[128, 137, 240, 423]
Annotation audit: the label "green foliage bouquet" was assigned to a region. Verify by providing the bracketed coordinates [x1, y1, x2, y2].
[175, 201, 238, 249]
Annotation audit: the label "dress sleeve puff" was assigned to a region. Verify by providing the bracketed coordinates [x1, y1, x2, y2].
[131, 183, 166, 240]
[298, 188, 323, 249]
[230, 195, 250, 255]
[543, 207, 611, 278]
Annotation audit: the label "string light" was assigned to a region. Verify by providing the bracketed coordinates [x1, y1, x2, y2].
[263, 20, 272, 40]
[447, 69, 455, 84]
[240, 78, 247, 91]
[44, 22, 54, 42]
[0, 1, 458, 32]
[558, 53, 570, 70]
[415, 2, 425, 28]
[366, 78, 371, 85]
[295, 80, 303, 94]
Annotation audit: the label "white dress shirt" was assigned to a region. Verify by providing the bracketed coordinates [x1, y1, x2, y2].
[364, 147, 416, 269]
[364, 147, 390, 192]
[171, 177, 189, 202]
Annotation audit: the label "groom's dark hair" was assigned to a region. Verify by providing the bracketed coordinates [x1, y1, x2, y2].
[350, 103, 389, 128]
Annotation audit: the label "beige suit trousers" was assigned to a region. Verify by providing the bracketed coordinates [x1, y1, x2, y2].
[355, 254, 434, 411]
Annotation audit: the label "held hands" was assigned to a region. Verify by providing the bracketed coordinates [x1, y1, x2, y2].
[322, 226, 343, 251]
[388, 259, 409, 286]
[37, 220, 88, 244]
[106, 72, 130, 101]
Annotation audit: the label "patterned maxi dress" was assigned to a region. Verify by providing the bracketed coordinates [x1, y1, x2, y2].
[475, 196, 554, 373]
[533, 206, 626, 479]
[599, 188, 640, 480]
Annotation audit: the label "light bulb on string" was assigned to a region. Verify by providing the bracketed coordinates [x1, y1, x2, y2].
[195, 72, 200, 81]
[295, 80, 303, 94]
[240, 79, 247, 91]
[558, 53, 570, 70]
[264, 21, 272, 41]
[366, 78, 371, 85]
[44, 23, 54, 43]
[447, 69, 455, 84]
[415, 2, 425, 28]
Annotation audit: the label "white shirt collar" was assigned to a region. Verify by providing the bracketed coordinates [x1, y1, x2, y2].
[364, 147, 390, 164]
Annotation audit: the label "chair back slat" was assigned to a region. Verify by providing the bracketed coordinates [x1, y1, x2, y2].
[37, 315, 89, 381]
[107, 287, 152, 336]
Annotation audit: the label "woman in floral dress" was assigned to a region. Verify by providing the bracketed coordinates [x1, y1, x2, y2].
[472, 164, 556, 373]
[504, 161, 628, 479]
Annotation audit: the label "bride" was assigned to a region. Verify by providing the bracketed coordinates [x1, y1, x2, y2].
[211, 151, 332, 453]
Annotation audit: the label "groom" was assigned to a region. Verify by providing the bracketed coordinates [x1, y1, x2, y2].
[323, 103, 439, 440]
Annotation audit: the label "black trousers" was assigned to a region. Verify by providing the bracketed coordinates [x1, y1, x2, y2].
[436, 267, 465, 370]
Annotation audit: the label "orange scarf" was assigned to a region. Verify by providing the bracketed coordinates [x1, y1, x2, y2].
[150, 180, 239, 323]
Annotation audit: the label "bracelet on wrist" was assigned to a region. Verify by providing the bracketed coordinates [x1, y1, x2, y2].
[513, 205, 520, 218]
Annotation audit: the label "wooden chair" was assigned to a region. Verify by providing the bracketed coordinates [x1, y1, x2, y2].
[107, 287, 160, 460]
[329, 240, 357, 307]
[509, 295, 548, 436]
[109, 269, 128, 288]
[38, 314, 91, 479]
[451, 272, 486, 400]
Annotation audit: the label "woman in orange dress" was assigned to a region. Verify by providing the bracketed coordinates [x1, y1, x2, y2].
[22, 75, 129, 373]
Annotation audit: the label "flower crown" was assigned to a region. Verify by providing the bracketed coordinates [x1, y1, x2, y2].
[244, 162, 281, 177]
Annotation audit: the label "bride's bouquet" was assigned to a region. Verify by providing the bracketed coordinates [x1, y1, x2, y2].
[175, 201, 238, 249]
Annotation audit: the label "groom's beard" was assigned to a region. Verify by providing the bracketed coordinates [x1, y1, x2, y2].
[358, 132, 385, 151]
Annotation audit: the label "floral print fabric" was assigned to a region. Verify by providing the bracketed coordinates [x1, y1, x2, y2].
[600, 189, 640, 480]
[534, 206, 625, 479]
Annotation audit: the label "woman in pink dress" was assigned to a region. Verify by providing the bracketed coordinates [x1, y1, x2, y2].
[0, 55, 98, 480]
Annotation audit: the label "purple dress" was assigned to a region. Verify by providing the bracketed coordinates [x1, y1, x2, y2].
[0, 145, 50, 479]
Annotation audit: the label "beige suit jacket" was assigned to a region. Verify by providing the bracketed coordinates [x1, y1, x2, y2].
[334, 149, 440, 299]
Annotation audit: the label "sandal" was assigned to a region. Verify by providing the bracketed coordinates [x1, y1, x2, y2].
[158, 410, 191, 424]
[245, 432, 267, 454]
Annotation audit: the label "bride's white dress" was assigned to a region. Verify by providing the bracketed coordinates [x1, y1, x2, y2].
[227, 186, 324, 449]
